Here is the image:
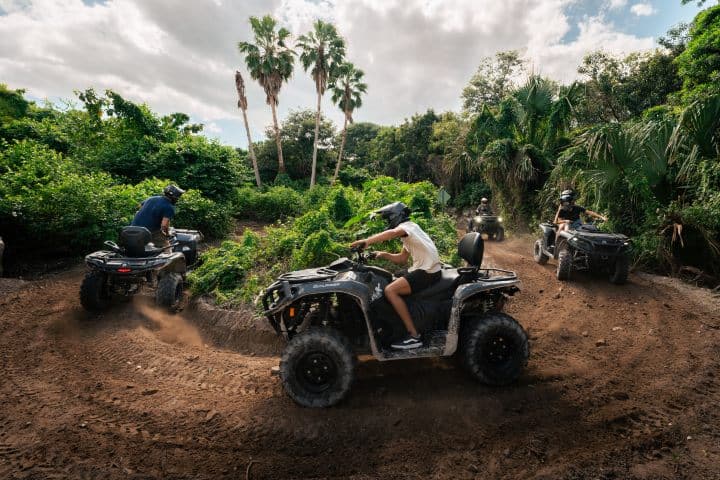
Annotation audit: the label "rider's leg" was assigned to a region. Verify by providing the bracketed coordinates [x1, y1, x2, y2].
[384, 277, 418, 337]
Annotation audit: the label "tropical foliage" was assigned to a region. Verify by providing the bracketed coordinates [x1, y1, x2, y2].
[238, 15, 295, 174]
[297, 20, 346, 187]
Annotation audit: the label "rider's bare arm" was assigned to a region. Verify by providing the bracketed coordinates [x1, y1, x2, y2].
[377, 248, 410, 265]
[350, 226, 407, 249]
[161, 217, 171, 235]
[585, 209, 607, 221]
[553, 206, 564, 224]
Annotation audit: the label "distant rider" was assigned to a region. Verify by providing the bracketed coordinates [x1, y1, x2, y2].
[554, 190, 606, 235]
[476, 198, 492, 215]
[350, 202, 442, 350]
[131, 184, 185, 248]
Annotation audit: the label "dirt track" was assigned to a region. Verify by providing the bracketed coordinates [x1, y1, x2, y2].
[1, 236, 720, 479]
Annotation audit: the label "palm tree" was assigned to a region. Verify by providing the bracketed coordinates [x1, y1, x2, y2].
[471, 76, 578, 224]
[238, 15, 295, 175]
[235, 71, 262, 187]
[330, 62, 366, 185]
[297, 20, 346, 186]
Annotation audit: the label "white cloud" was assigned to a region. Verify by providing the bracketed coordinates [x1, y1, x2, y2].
[0, 0, 658, 147]
[630, 3, 656, 16]
[608, 0, 628, 9]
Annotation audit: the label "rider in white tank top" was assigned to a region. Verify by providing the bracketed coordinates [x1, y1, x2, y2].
[398, 221, 441, 273]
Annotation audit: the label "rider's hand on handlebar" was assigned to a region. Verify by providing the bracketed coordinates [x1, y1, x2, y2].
[367, 251, 378, 260]
[350, 239, 367, 251]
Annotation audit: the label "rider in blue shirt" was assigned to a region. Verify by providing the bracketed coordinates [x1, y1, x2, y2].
[131, 185, 185, 247]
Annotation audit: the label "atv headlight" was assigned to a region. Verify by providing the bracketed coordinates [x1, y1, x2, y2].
[498, 217, 503, 222]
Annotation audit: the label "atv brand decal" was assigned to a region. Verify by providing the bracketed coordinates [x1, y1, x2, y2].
[313, 283, 340, 288]
[371, 282, 384, 302]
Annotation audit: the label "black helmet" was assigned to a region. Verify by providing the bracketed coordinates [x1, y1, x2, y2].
[480, 198, 488, 203]
[560, 189, 575, 203]
[164, 184, 185, 204]
[374, 202, 411, 229]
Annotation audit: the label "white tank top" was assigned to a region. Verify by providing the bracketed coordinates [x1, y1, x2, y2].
[399, 221, 442, 273]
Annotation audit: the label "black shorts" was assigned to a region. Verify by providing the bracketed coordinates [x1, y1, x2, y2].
[403, 269, 442, 294]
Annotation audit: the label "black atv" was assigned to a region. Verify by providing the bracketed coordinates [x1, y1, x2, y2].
[533, 222, 630, 284]
[261, 232, 529, 407]
[468, 214, 505, 241]
[80, 226, 203, 312]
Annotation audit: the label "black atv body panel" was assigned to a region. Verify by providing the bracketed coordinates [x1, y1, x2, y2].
[261, 233, 521, 361]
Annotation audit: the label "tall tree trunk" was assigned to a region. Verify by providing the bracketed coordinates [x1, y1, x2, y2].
[310, 91, 322, 187]
[332, 111, 349, 185]
[241, 107, 262, 187]
[270, 101, 285, 174]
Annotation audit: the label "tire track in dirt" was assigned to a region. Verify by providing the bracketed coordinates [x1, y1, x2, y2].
[1, 239, 720, 479]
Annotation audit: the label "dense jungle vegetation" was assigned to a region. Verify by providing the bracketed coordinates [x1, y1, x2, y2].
[0, 4, 719, 302]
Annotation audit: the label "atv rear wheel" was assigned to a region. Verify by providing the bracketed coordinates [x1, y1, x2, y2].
[610, 254, 629, 285]
[280, 327, 355, 408]
[533, 240, 549, 265]
[496, 227, 505, 242]
[556, 247, 572, 281]
[156, 273, 183, 310]
[461, 313, 528, 385]
[80, 271, 112, 311]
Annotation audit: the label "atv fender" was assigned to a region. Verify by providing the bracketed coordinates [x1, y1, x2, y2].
[263, 280, 387, 359]
[158, 252, 186, 276]
[444, 275, 521, 356]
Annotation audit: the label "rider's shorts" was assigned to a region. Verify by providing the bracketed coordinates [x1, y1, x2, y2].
[403, 269, 442, 294]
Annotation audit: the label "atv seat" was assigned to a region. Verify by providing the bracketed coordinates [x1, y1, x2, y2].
[413, 268, 461, 300]
[119, 226, 165, 257]
[412, 233, 484, 300]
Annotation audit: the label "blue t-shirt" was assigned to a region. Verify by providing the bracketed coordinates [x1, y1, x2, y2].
[131, 196, 175, 232]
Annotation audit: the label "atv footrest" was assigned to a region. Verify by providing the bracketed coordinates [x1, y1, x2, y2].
[381, 330, 447, 360]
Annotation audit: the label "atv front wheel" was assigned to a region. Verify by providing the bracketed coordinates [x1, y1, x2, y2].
[533, 240, 549, 265]
[80, 272, 112, 311]
[556, 247, 572, 281]
[610, 255, 629, 285]
[461, 313, 529, 385]
[156, 273, 183, 310]
[496, 227, 505, 242]
[280, 327, 355, 408]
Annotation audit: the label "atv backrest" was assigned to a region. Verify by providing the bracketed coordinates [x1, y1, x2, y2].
[458, 232, 484, 267]
[119, 226, 152, 257]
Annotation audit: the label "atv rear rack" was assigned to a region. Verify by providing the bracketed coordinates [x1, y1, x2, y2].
[476, 267, 517, 282]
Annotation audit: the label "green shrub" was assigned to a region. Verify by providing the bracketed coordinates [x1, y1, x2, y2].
[0, 141, 229, 251]
[233, 185, 305, 221]
[452, 181, 492, 208]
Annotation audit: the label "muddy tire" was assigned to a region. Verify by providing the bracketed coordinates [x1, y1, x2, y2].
[556, 247, 572, 281]
[461, 313, 529, 385]
[496, 227, 505, 242]
[610, 254, 629, 285]
[533, 240, 549, 265]
[80, 271, 111, 311]
[156, 273, 183, 310]
[280, 327, 355, 408]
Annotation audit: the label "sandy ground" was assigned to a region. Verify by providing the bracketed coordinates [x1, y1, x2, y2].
[1, 236, 720, 479]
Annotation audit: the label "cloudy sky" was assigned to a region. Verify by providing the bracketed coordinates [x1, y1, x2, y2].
[0, 0, 705, 147]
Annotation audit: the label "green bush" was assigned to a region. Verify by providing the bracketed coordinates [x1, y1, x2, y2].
[452, 181, 492, 208]
[0, 141, 229, 252]
[233, 185, 305, 221]
[190, 177, 460, 304]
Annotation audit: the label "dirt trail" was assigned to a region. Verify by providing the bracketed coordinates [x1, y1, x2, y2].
[1, 237, 720, 479]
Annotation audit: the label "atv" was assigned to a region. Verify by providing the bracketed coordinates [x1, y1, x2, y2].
[468, 214, 505, 241]
[261, 232, 529, 408]
[533, 222, 630, 284]
[80, 226, 203, 312]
